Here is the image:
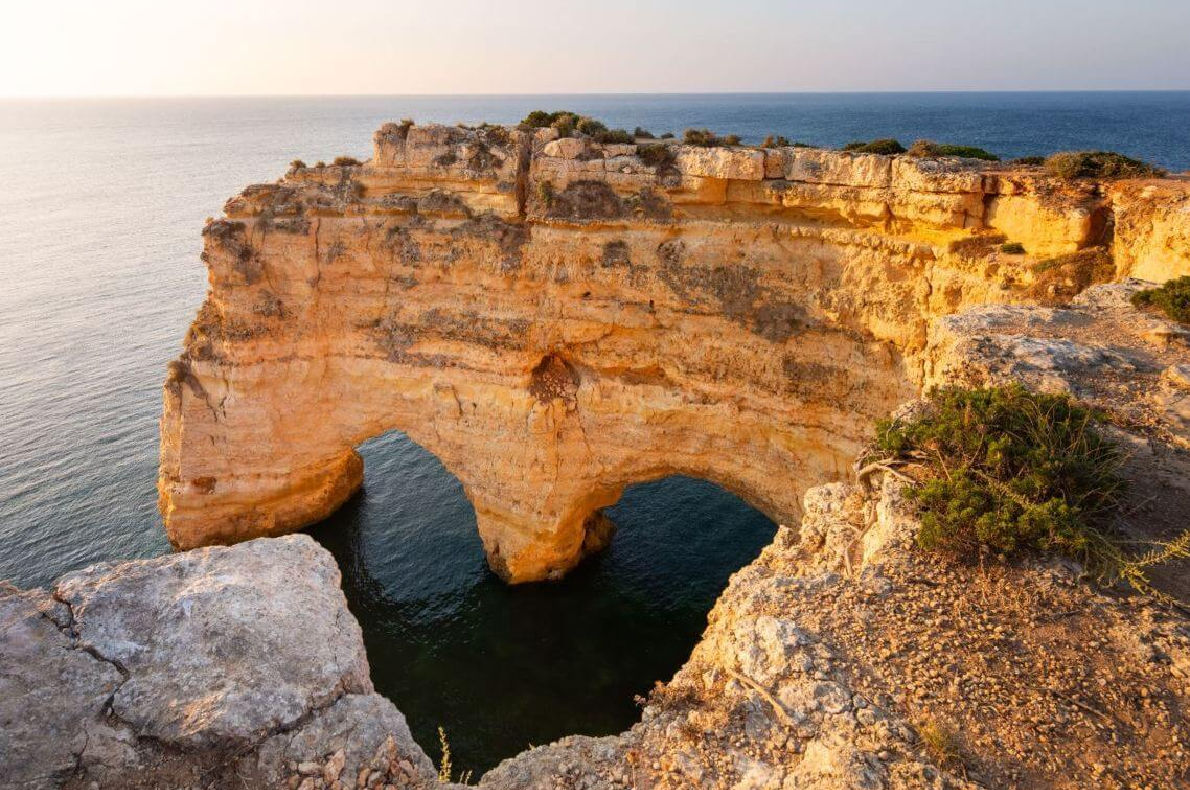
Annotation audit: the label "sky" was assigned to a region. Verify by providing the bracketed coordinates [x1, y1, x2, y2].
[2, 0, 1188, 97]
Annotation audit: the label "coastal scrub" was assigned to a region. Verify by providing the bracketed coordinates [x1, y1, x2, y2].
[1131, 276, 1190, 322]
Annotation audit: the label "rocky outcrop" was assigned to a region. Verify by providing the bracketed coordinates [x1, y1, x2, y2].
[473, 282, 1190, 788]
[480, 473, 1190, 790]
[0, 536, 441, 790]
[157, 121, 1190, 582]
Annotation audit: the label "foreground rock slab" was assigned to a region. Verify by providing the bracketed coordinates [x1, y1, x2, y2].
[0, 535, 440, 790]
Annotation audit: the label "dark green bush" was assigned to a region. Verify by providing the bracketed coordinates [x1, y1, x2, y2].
[1010, 156, 1046, 167]
[637, 144, 675, 169]
[908, 139, 1000, 161]
[842, 138, 907, 155]
[1045, 151, 1164, 180]
[1000, 242, 1026, 254]
[874, 385, 1128, 572]
[1131, 276, 1190, 323]
[660, 132, 675, 139]
[762, 135, 791, 148]
[683, 128, 722, 147]
[634, 127, 655, 139]
[552, 115, 576, 138]
[333, 156, 362, 167]
[592, 128, 634, 145]
[522, 110, 576, 128]
[575, 117, 607, 137]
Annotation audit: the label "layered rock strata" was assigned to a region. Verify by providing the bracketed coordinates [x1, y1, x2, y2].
[0, 536, 442, 790]
[158, 122, 1190, 581]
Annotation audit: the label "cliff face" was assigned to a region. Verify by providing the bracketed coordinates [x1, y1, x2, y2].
[158, 122, 1190, 582]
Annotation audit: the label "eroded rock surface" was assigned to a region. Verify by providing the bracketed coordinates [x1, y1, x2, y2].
[158, 121, 1190, 583]
[480, 475, 1190, 790]
[0, 536, 440, 790]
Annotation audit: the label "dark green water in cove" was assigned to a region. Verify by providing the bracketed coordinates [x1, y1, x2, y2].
[305, 432, 776, 774]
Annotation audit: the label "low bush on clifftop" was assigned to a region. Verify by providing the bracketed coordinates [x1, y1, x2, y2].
[842, 138, 907, 155]
[1044, 151, 1164, 180]
[868, 384, 1190, 594]
[907, 139, 1000, 161]
[683, 128, 742, 147]
[1131, 276, 1190, 323]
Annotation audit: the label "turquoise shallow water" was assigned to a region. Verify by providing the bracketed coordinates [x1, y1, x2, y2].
[2, 92, 1188, 773]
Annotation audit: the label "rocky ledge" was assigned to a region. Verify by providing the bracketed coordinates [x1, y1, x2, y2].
[0, 536, 441, 790]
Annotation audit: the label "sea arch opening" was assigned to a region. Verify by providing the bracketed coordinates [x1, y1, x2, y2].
[304, 430, 777, 779]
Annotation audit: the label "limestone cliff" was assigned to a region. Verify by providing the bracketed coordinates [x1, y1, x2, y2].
[158, 122, 1190, 582]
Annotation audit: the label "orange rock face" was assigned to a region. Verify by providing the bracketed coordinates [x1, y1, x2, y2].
[158, 123, 1190, 582]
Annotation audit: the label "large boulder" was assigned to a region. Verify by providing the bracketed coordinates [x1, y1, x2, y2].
[0, 535, 440, 790]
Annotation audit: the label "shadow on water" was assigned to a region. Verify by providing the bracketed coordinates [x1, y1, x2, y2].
[305, 432, 777, 776]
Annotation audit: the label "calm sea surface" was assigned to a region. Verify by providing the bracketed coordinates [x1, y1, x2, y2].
[2, 92, 1188, 772]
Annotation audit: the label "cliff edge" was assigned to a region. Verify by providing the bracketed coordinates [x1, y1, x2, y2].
[158, 122, 1190, 583]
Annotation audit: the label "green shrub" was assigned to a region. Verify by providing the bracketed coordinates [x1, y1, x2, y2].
[575, 116, 608, 137]
[683, 128, 721, 147]
[592, 128, 634, 145]
[721, 134, 741, 146]
[660, 132, 675, 139]
[552, 115, 576, 138]
[873, 384, 1131, 577]
[1010, 156, 1045, 167]
[908, 139, 1000, 161]
[1131, 276, 1190, 323]
[1000, 242, 1026, 254]
[762, 135, 791, 148]
[333, 156, 362, 167]
[634, 127, 655, 139]
[842, 138, 907, 155]
[637, 144, 676, 169]
[522, 110, 576, 128]
[1044, 151, 1164, 180]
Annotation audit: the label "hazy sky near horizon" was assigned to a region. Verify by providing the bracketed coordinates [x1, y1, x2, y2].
[3, 0, 1188, 97]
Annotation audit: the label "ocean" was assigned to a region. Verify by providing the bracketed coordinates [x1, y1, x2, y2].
[2, 92, 1188, 772]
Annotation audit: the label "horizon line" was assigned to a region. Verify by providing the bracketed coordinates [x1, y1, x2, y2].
[4, 88, 1190, 101]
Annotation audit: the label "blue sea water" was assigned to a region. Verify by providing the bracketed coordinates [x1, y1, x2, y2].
[1, 92, 1188, 773]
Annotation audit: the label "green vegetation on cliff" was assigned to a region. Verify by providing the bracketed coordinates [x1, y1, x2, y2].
[841, 138, 907, 155]
[1044, 151, 1164, 180]
[907, 139, 1000, 161]
[1131, 276, 1190, 322]
[870, 385, 1190, 594]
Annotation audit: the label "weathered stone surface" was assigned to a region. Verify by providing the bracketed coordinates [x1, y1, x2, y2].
[0, 586, 122, 789]
[158, 122, 1190, 583]
[0, 536, 439, 790]
[54, 535, 371, 748]
[481, 472, 1190, 789]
